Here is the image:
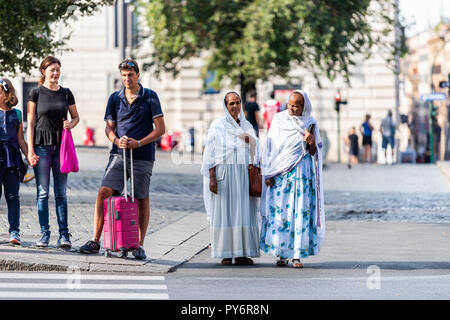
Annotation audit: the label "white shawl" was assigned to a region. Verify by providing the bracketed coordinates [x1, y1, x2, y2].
[261, 89, 325, 248]
[201, 92, 260, 220]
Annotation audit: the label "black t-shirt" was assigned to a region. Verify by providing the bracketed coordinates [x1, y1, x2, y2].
[348, 133, 359, 154]
[244, 101, 260, 128]
[28, 85, 75, 146]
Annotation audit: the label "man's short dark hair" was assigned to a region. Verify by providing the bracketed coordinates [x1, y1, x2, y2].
[119, 58, 139, 74]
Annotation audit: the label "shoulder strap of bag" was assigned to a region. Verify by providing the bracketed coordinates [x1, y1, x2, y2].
[14, 108, 22, 133]
[65, 87, 69, 106]
[33, 87, 39, 114]
[114, 91, 120, 106]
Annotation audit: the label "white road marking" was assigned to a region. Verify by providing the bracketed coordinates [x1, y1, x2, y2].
[0, 273, 164, 281]
[0, 273, 169, 300]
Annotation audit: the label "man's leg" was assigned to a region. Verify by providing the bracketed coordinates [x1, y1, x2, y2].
[391, 136, 395, 162]
[137, 197, 150, 246]
[131, 160, 154, 260]
[93, 186, 114, 242]
[80, 186, 114, 254]
[80, 154, 125, 254]
[131, 197, 150, 260]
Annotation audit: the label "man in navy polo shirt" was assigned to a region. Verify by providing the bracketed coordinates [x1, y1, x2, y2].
[80, 58, 165, 259]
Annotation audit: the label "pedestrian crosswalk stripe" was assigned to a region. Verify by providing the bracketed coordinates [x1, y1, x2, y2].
[0, 273, 164, 281]
[0, 283, 167, 290]
[0, 273, 169, 300]
[0, 292, 169, 300]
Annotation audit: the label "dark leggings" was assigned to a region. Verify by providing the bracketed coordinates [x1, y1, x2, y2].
[0, 165, 20, 233]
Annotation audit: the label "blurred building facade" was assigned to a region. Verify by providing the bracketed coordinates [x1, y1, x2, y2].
[400, 23, 450, 162]
[11, 1, 136, 147]
[12, 0, 408, 164]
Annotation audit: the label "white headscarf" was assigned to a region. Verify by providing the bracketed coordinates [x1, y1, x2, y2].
[261, 89, 325, 248]
[201, 91, 260, 220]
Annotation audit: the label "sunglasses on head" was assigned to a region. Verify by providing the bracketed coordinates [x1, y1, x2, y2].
[0, 79, 9, 92]
[119, 61, 138, 71]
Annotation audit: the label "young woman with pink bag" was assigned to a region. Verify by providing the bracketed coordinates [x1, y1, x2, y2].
[26, 56, 80, 249]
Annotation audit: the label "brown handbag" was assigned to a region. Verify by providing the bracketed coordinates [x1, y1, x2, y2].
[248, 164, 262, 197]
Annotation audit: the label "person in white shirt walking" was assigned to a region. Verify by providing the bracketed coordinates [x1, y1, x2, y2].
[380, 110, 396, 164]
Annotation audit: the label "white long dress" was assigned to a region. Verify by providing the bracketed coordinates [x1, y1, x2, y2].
[209, 150, 260, 259]
[201, 91, 261, 259]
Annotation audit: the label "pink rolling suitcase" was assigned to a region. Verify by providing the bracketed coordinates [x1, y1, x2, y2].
[103, 148, 139, 258]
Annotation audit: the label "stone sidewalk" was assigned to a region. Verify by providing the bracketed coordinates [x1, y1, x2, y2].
[0, 148, 209, 273]
[0, 212, 209, 273]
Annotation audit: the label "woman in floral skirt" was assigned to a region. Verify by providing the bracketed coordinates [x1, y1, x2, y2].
[260, 90, 325, 268]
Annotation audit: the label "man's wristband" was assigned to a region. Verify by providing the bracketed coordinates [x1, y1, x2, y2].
[113, 137, 118, 145]
[137, 140, 141, 148]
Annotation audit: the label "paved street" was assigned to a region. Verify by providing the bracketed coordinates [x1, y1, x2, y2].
[169, 161, 450, 300]
[323, 163, 450, 223]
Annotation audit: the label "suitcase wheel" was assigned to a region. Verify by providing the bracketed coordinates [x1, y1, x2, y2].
[104, 250, 112, 258]
[117, 250, 128, 258]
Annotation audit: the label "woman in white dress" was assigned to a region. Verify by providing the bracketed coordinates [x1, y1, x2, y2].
[201, 91, 260, 265]
[260, 90, 325, 268]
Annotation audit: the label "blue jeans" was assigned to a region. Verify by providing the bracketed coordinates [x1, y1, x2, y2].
[33, 145, 69, 235]
[0, 163, 20, 233]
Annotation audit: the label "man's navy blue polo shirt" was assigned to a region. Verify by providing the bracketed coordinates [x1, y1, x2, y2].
[104, 83, 163, 161]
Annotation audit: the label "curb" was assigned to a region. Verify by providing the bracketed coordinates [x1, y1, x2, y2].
[0, 212, 210, 273]
[0, 259, 68, 272]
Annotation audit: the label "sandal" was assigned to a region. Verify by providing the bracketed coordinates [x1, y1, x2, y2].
[221, 258, 232, 265]
[276, 258, 289, 267]
[292, 259, 303, 268]
[235, 257, 254, 265]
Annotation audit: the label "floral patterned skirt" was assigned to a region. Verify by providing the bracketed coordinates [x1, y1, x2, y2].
[260, 154, 319, 259]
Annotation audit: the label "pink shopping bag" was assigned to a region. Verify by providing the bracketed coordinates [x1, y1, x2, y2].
[60, 128, 79, 173]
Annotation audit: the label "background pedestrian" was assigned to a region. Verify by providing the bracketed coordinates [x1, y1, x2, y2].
[360, 114, 374, 163]
[381, 110, 396, 164]
[345, 127, 359, 168]
[244, 90, 263, 137]
[263, 91, 280, 131]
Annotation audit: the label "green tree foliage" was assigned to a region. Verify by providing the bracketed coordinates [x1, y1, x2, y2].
[0, 0, 114, 75]
[139, 0, 397, 98]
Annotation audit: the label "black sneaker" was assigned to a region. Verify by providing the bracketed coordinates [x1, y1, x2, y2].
[79, 240, 100, 254]
[132, 247, 147, 260]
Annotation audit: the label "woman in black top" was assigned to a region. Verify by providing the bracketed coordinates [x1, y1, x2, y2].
[27, 56, 80, 248]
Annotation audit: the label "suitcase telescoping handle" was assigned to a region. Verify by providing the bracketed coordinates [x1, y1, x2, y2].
[122, 147, 135, 202]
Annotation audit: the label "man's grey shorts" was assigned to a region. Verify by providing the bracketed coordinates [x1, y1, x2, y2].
[101, 154, 154, 199]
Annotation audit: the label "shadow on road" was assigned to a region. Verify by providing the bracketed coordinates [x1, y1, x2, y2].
[178, 261, 450, 271]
